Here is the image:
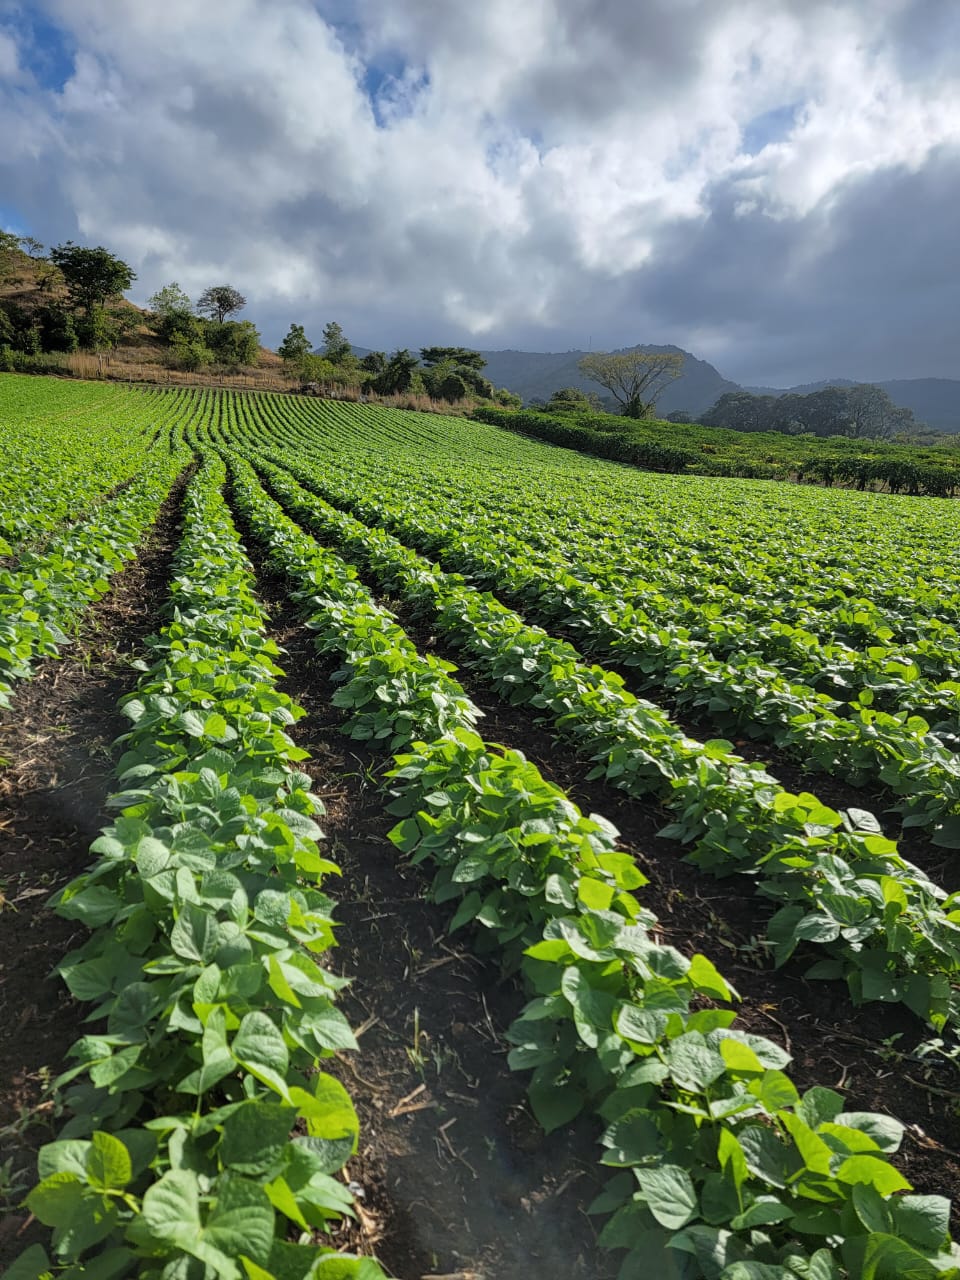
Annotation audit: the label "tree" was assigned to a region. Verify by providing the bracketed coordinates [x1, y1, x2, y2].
[203, 318, 260, 366]
[37, 304, 78, 353]
[278, 323, 312, 364]
[544, 386, 603, 414]
[0, 230, 20, 282]
[49, 242, 136, 314]
[495, 387, 522, 408]
[703, 392, 777, 432]
[371, 349, 419, 395]
[200, 318, 259, 366]
[578, 348, 684, 418]
[846, 384, 915, 439]
[360, 351, 386, 375]
[321, 321, 351, 362]
[76, 305, 125, 351]
[436, 371, 468, 402]
[420, 346, 486, 370]
[148, 281, 192, 316]
[196, 285, 246, 323]
[154, 308, 205, 345]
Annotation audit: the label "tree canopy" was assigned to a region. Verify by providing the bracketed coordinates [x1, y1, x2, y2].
[420, 345, 486, 370]
[321, 321, 352, 362]
[371, 348, 418, 395]
[578, 349, 684, 418]
[702, 385, 918, 439]
[49, 242, 136, 314]
[196, 285, 246, 323]
[202, 318, 260, 366]
[148, 282, 192, 316]
[278, 323, 312, 364]
[544, 386, 604, 413]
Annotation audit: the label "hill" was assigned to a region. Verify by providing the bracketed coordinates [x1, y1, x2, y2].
[475, 344, 739, 416]
[472, 349, 960, 432]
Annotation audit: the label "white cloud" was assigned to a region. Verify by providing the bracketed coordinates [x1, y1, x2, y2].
[0, 0, 957, 381]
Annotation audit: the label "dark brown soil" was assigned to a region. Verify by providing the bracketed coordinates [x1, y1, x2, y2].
[509, 625, 956, 889]
[0, 470, 188, 1267]
[351, 592, 960, 1227]
[454, 694, 960, 1223]
[249, 472, 960, 1221]
[242, 546, 617, 1280]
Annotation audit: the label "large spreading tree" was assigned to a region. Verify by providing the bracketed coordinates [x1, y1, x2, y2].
[49, 241, 136, 314]
[196, 284, 246, 323]
[578, 348, 684, 418]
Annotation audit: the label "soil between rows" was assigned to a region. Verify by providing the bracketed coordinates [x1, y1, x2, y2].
[395, 612, 960, 1224]
[249, 463, 960, 1221]
[243, 536, 617, 1280]
[0, 470, 189, 1267]
[498, 616, 957, 890]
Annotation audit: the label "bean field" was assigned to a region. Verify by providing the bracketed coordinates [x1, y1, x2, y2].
[3, 374, 960, 1280]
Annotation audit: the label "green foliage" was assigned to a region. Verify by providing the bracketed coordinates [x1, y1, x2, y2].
[165, 335, 214, 370]
[0, 300, 77, 354]
[0, 439, 187, 711]
[242, 451, 960, 1033]
[49, 241, 136, 314]
[370, 348, 419, 395]
[6, 382, 960, 1277]
[196, 284, 246, 323]
[14, 455, 383, 1279]
[578, 349, 685, 418]
[153, 306, 205, 345]
[214, 446, 960, 1279]
[73, 304, 139, 351]
[704, 386, 918, 440]
[473, 406, 960, 496]
[321, 321, 351, 363]
[420, 345, 487, 370]
[546, 386, 603, 413]
[36, 303, 78, 353]
[436, 370, 468, 402]
[147, 281, 192, 316]
[494, 386, 522, 408]
[360, 351, 387, 375]
[202, 317, 260, 367]
[279, 322, 312, 364]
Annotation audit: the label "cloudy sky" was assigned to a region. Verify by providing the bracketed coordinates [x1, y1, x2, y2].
[1, 0, 958, 386]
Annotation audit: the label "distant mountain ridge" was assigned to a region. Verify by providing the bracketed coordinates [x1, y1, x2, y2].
[476, 344, 741, 418]
[351, 340, 960, 433]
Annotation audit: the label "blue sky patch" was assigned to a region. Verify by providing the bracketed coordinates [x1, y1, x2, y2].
[742, 102, 801, 155]
[6, 8, 76, 92]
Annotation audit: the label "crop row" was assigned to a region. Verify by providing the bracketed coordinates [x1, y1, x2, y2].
[0, 440, 190, 713]
[206, 395, 960, 797]
[225, 451, 958, 1280]
[16, 455, 384, 1280]
[0, 379, 178, 558]
[250, 437, 960, 851]
[232, 391, 960, 637]
[240, 453, 960, 1039]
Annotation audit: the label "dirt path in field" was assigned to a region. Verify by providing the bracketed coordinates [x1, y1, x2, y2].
[241, 547, 616, 1279]
[0, 470, 189, 1267]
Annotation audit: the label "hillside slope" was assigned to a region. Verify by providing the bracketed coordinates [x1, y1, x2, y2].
[476, 343, 739, 415]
